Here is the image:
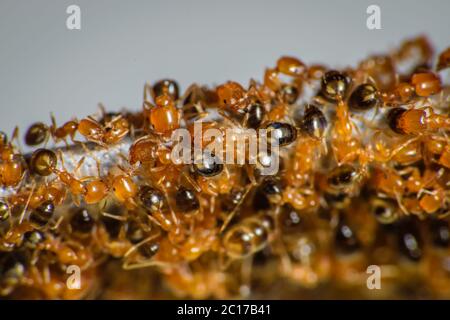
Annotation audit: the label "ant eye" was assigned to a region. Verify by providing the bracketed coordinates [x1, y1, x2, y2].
[299, 104, 327, 139]
[29, 148, 57, 176]
[0, 201, 9, 221]
[30, 201, 55, 227]
[152, 79, 180, 101]
[175, 187, 200, 214]
[139, 186, 166, 214]
[193, 152, 223, 177]
[24, 122, 49, 146]
[70, 208, 95, 235]
[265, 122, 297, 146]
[348, 83, 381, 111]
[321, 70, 351, 101]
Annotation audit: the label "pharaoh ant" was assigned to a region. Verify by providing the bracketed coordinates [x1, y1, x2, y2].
[78, 113, 130, 147]
[24, 115, 79, 148]
[28, 148, 110, 206]
[263, 56, 306, 105]
[0, 129, 26, 187]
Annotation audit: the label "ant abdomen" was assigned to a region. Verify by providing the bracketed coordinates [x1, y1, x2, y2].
[222, 214, 273, 259]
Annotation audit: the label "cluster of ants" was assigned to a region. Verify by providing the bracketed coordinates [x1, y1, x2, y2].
[1, 36, 450, 299]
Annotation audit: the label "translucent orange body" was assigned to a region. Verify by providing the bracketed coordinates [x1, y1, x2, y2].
[58, 171, 86, 195]
[78, 118, 103, 142]
[387, 82, 415, 104]
[149, 95, 180, 134]
[104, 117, 130, 144]
[419, 190, 444, 214]
[276, 56, 306, 76]
[85, 180, 109, 204]
[357, 55, 396, 91]
[0, 161, 23, 186]
[439, 145, 450, 168]
[411, 73, 441, 97]
[112, 175, 138, 202]
[216, 81, 246, 111]
[54, 121, 78, 140]
[397, 109, 427, 134]
[129, 136, 157, 165]
[437, 47, 450, 71]
[264, 68, 281, 91]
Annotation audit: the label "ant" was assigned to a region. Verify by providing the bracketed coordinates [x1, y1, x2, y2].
[78, 113, 130, 147]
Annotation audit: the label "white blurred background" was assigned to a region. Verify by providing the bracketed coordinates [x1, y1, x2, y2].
[0, 0, 449, 137]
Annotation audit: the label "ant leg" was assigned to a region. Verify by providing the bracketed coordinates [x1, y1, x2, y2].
[74, 156, 86, 175]
[240, 256, 253, 298]
[101, 211, 127, 222]
[244, 165, 257, 186]
[218, 109, 241, 128]
[158, 185, 179, 226]
[395, 191, 409, 216]
[49, 112, 59, 144]
[122, 231, 162, 269]
[182, 170, 201, 193]
[146, 214, 162, 229]
[209, 195, 216, 215]
[19, 183, 35, 224]
[179, 83, 203, 106]
[143, 83, 153, 103]
[388, 136, 420, 161]
[220, 184, 252, 233]
[97, 103, 107, 119]
[50, 112, 57, 130]
[41, 263, 51, 285]
[10, 126, 24, 153]
[123, 259, 172, 270]
[49, 215, 64, 231]
[79, 142, 103, 173]
[272, 204, 292, 274]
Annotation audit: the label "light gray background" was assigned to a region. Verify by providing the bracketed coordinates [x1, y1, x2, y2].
[0, 0, 449, 137]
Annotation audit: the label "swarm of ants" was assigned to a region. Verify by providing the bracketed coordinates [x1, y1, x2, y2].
[1, 36, 450, 299]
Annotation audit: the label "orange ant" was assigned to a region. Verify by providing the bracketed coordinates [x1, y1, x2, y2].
[29, 148, 110, 206]
[78, 112, 130, 147]
[0, 129, 25, 187]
